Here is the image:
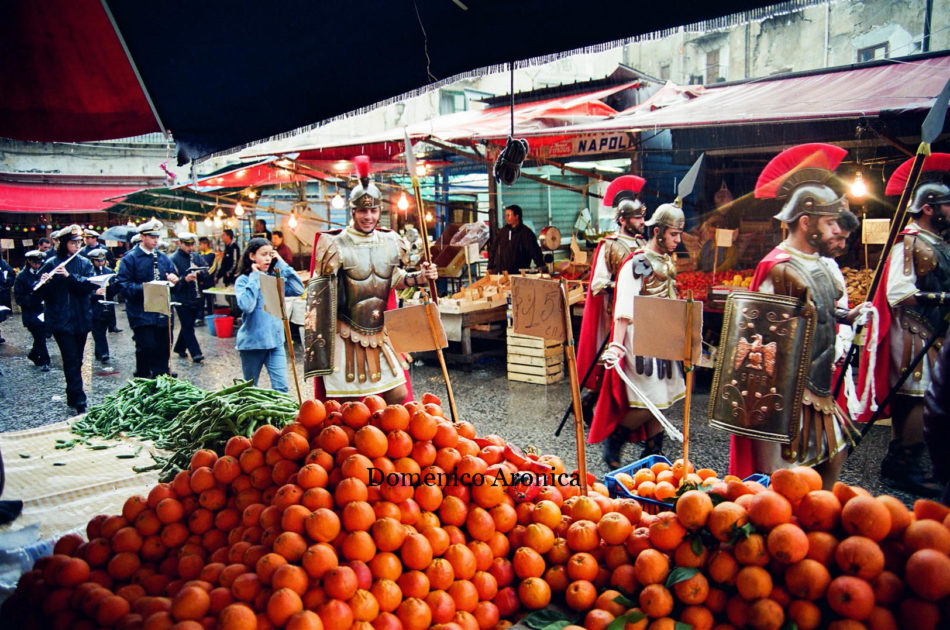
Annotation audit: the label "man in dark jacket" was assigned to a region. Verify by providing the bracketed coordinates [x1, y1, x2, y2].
[924, 334, 950, 505]
[116, 220, 180, 378]
[87, 248, 118, 363]
[36, 226, 98, 413]
[487, 204, 545, 274]
[13, 250, 49, 370]
[170, 232, 205, 362]
[216, 229, 240, 286]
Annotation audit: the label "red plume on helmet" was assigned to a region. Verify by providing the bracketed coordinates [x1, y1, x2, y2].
[885, 153, 950, 196]
[353, 155, 371, 186]
[603, 175, 646, 206]
[755, 143, 847, 199]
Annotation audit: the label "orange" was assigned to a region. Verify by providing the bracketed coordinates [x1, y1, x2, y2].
[633, 548, 669, 585]
[826, 576, 874, 621]
[673, 571, 709, 605]
[765, 523, 809, 564]
[305, 508, 341, 543]
[517, 577, 551, 610]
[396, 597, 433, 630]
[171, 584, 210, 621]
[564, 579, 597, 611]
[834, 535, 885, 580]
[840, 495, 891, 542]
[565, 519, 600, 552]
[676, 490, 713, 530]
[566, 552, 598, 582]
[707, 502, 748, 542]
[787, 600, 822, 630]
[902, 519, 950, 554]
[735, 566, 772, 601]
[372, 578, 403, 613]
[876, 495, 912, 537]
[648, 512, 687, 551]
[401, 533, 434, 571]
[747, 491, 792, 530]
[219, 603, 258, 630]
[904, 548, 950, 601]
[746, 597, 785, 630]
[638, 583, 673, 618]
[734, 534, 769, 567]
[324, 566, 359, 601]
[268, 588, 305, 626]
[784, 559, 831, 600]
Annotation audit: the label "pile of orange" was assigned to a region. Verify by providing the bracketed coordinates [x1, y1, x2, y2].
[5, 394, 950, 630]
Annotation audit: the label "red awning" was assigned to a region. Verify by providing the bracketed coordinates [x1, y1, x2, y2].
[0, 182, 141, 214]
[531, 55, 950, 136]
[277, 82, 639, 162]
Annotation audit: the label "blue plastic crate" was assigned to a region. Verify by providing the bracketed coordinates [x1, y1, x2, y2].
[743, 473, 771, 488]
[604, 454, 674, 514]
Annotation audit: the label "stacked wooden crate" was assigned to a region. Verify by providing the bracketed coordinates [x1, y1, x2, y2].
[506, 328, 564, 384]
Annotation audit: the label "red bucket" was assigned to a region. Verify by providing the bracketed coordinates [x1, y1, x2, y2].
[214, 315, 234, 338]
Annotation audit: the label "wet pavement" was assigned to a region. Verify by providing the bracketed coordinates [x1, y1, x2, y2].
[0, 309, 929, 506]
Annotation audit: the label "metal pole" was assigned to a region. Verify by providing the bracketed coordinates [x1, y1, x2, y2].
[560, 279, 588, 496]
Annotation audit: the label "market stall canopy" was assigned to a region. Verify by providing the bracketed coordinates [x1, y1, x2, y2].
[281, 82, 641, 163]
[102, 187, 221, 220]
[0, 0, 778, 163]
[529, 54, 950, 136]
[0, 181, 141, 214]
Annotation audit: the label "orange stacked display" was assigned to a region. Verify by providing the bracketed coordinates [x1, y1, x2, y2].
[4, 395, 950, 630]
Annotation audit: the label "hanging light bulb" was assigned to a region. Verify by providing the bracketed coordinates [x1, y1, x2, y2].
[234, 201, 245, 217]
[331, 193, 345, 210]
[415, 163, 427, 177]
[850, 171, 867, 198]
[397, 193, 410, 211]
[180, 216, 189, 228]
[288, 214, 298, 229]
[204, 216, 213, 227]
[213, 217, 223, 229]
[425, 211, 433, 223]
[216, 207, 224, 218]
[246, 189, 257, 199]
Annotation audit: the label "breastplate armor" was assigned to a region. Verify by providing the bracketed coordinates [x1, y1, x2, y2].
[906, 232, 950, 334]
[604, 236, 640, 277]
[785, 257, 839, 396]
[335, 230, 402, 334]
[640, 249, 677, 299]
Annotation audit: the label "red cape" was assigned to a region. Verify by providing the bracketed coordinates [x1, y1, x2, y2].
[729, 246, 789, 478]
[855, 233, 907, 423]
[309, 231, 414, 404]
[587, 252, 647, 445]
[576, 240, 609, 390]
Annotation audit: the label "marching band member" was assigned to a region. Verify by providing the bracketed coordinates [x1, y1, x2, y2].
[36, 225, 98, 413]
[170, 232, 206, 363]
[87, 248, 118, 363]
[13, 250, 50, 370]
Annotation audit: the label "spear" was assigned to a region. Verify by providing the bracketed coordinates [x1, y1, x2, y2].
[403, 130, 460, 421]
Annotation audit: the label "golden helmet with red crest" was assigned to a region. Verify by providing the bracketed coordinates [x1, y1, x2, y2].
[349, 155, 381, 209]
[755, 143, 849, 223]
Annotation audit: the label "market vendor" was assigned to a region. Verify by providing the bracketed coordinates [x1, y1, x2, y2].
[487, 204, 545, 274]
[576, 175, 646, 429]
[588, 202, 687, 468]
[116, 219, 180, 378]
[859, 155, 950, 496]
[306, 156, 437, 404]
[727, 143, 868, 489]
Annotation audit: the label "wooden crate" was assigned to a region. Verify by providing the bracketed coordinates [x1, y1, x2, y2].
[506, 328, 564, 384]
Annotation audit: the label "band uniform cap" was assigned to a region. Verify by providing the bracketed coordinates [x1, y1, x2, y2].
[136, 219, 164, 236]
[157, 239, 169, 250]
[25, 250, 45, 260]
[83, 228, 100, 238]
[645, 203, 685, 229]
[59, 224, 85, 241]
[177, 231, 197, 244]
[130, 234, 142, 244]
[87, 248, 108, 260]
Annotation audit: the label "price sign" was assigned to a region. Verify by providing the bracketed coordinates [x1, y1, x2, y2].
[715, 228, 735, 247]
[0, 239, 14, 249]
[23, 239, 33, 246]
[510, 276, 565, 342]
[862, 218, 890, 245]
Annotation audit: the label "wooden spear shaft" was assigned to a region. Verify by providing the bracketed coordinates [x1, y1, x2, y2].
[410, 174, 460, 421]
[276, 275, 303, 405]
[681, 291, 695, 478]
[560, 279, 588, 496]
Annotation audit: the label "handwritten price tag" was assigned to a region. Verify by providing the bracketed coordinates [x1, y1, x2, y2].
[510, 276, 565, 342]
[862, 218, 890, 245]
[715, 228, 735, 247]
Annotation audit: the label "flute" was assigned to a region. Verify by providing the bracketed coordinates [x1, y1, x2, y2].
[32, 249, 83, 291]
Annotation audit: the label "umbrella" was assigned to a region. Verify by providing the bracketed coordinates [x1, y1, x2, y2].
[101, 225, 135, 243]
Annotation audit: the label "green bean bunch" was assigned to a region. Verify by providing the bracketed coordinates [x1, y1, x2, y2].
[156, 379, 300, 479]
[72, 376, 206, 442]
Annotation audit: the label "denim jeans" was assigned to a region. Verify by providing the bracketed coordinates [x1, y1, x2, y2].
[239, 346, 288, 393]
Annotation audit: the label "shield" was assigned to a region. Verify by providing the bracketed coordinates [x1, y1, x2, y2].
[303, 275, 337, 379]
[707, 291, 816, 444]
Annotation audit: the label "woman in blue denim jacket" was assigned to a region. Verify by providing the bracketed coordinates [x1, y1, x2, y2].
[234, 238, 304, 392]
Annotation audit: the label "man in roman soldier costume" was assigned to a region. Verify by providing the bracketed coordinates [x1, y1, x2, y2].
[588, 200, 686, 468]
[577, 175, 647, 389]
[306, 156, 438, 404]
[726, 143, 866, 488]
[859, 153, 950, 496]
